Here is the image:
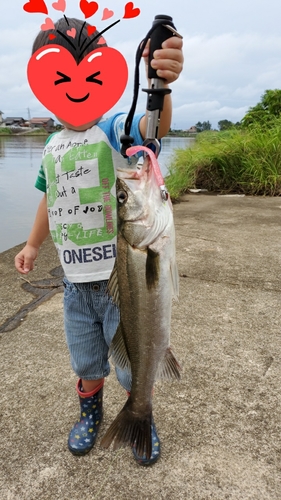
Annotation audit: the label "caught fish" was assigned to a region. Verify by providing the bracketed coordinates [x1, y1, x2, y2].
[100, 145, 181, 459]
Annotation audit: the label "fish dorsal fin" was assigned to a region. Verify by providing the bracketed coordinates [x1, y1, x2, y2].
[156, 347, 181, 380]
[109, 325, 131, 372]
[107, 263, 120, 307]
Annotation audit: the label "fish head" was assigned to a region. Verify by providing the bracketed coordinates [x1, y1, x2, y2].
[116, 161, 155, 246]
[116, 175, 148, 220]
[116, 148, 172, 248]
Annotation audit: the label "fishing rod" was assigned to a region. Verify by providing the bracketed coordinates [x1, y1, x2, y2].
[142, 15, 181, 156]
[120, 14, 182, 200]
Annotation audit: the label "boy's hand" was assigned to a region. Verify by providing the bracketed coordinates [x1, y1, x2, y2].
[142, 35, 184, 84]
[15, 244, 38, 275]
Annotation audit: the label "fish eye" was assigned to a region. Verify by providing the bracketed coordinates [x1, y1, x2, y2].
[117, 190, 128, 204]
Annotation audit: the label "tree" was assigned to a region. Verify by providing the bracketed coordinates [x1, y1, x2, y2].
[242, 89, 281, 128]
[218, 119, 234, 131]
[195, 120, 212, 132]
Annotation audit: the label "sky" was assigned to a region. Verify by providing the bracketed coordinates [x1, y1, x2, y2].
[0, 0, 281, 130]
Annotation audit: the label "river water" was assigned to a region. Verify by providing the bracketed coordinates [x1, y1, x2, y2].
[0, 135, 193, 253]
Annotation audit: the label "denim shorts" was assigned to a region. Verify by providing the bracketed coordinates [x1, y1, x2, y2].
[63, 278, 132, 390]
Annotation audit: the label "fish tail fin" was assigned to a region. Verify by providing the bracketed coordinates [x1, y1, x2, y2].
[156, 347, 182, 380]
[100, 398, 152, 459]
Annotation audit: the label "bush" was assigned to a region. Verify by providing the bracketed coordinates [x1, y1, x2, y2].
[166, 123, 281, 199]
[0, 127, 12, 135]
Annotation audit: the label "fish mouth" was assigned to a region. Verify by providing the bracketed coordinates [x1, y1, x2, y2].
[66, 93, 90, 103]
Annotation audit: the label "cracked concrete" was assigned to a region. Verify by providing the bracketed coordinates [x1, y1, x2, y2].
[0, 194, 280, 499]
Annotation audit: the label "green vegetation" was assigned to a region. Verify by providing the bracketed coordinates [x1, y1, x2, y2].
[218, 119, 240, 131]
[166, 89, 281, 199]
[242, 89, 281, 128]
[0, 128, 12, 135]
[168, 129, 195, 137]
[0, 127, 50, 136]
[25, 128, 49, 135]
[195, 120, 212, 132]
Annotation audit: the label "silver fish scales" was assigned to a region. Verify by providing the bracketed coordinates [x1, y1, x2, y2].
[101, 146, 181, 459]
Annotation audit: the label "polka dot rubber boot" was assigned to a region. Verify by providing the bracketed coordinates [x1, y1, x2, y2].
[132, 416, 161, 466]
[68, 379, 103, 456]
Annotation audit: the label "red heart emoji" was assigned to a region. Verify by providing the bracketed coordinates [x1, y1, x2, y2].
[97, 36, 106, 45]
[87, 25, 96, 36]
[52, 0, 66, 12]
[23, 0, 48, 14]
[123, 2, 140, 19]
[41, 18, 55, 31]
[27, 45, 128, 127]
[66, 28, 76, 39]
[102, 8, 114, 20]
[79, 0, 99, 19]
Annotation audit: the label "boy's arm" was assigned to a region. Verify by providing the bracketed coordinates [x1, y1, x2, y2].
[15, 194, 49, 274]
[139, 35, 183, 139]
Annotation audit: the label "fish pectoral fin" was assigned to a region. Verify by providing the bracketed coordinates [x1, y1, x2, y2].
[100, 398, 152, 459]
[107, 262, 120, 307]
[156, 347, 181, 380]
[146, 248, 160, 290]
[109, 325, 131, 372]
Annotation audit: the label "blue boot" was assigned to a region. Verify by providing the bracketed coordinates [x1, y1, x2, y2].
[132, 416, 161, 466]
[68, 379, 103, 456]
[125, 392, 161, 466]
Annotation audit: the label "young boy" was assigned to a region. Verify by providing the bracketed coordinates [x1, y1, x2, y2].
[15, 17, 183, 465]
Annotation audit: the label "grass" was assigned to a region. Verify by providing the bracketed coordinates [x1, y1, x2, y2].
[0, 128, 12, 135]
[0, 127, 49, 136]
[166, 123, 281, 199]
[22, 128, 49, 135]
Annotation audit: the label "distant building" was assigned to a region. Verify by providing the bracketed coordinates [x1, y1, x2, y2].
[4, 117, 25, 127]
[0, 111, 4, 124]
[30, 117, 55, 131]
[187, 126, 197, 134]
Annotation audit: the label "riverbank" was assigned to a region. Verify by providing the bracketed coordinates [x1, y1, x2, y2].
[167, 132, 197, 138]
[166, 126, 281, 198]
[0, 194, 280, 499]
[0, 130, 49, 136]
[0, 131, 191, 137]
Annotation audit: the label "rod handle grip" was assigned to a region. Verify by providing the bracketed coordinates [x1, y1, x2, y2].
[148, 15, 176, 80]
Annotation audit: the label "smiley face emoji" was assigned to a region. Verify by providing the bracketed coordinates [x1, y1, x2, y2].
[27, 44, 128, 126]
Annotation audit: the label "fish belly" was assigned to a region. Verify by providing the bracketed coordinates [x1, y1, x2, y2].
[118, 239, 171, 410]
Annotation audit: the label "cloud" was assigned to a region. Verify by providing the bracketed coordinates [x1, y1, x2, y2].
[172, 101, 248, 129]
[1, 6, 281, 130]
[168, 31, 281, 128]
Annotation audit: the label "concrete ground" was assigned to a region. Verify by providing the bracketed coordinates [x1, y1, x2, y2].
[0, 194, 280, 500]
